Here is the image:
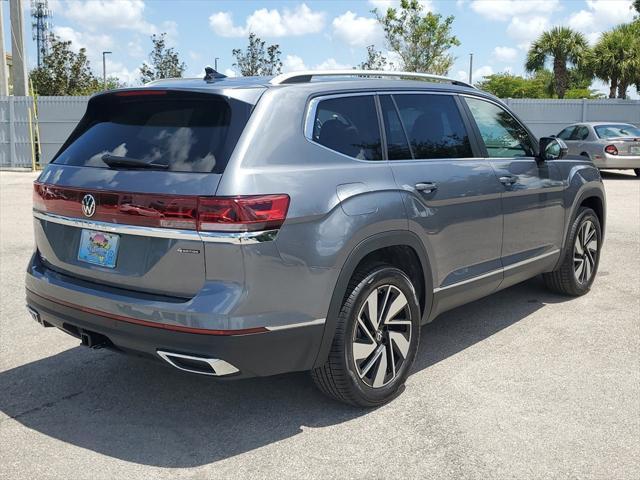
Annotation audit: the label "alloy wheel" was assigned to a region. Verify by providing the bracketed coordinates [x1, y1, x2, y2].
[573, 219, 598, 285]
[352, 285, 412, 388]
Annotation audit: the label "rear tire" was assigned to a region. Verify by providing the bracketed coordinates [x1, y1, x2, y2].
[634, 168, 640, 177]
[543, 207, 601, 296]
[311, 263, 421, 407]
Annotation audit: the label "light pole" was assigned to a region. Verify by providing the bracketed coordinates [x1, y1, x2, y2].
[468, 53, 473, 85]
[214, 57, 219, 71]
[102, 51, 112, 89]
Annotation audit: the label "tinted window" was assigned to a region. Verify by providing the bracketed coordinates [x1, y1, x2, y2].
[595, 124, 640, 139]
[570, 126, 589, 140]
[312, 96, 382, 160]
[557, 126, 576, 140]
[54, 91, 253, 173]
[464, 97, 535, 158]
[379, 95, 412, 160]
[394, 94, 472, 159]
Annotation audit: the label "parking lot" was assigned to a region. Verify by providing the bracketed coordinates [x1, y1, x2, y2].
[0, 170, 638, 479]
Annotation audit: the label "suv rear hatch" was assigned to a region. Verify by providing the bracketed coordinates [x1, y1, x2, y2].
[33, 88, 261, 298]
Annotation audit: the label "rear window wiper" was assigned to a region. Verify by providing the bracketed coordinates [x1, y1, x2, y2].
[101, 154, 169, 170]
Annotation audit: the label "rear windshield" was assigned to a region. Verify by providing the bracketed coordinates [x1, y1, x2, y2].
[595, 124, 640, 139]
[53, 91, 254, 173]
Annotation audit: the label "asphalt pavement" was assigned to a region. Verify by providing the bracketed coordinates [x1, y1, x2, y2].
[1, 170, 638, 480]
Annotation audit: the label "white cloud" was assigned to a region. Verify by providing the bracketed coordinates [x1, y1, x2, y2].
[58, 0, 157, 35]
[568, 0, 633, 33]
[469, 0, 560, 21]
[224, 69, 237, 78]
[368, 0, 434, 11]
[314, 58, 353, 70]
[332, 11, 382, 47]
[473, 65, 494, 80]
[127, 38, 144, 59]
[106, 59, 139, 86]
[209, 3, 325, 38]
[283, 54, 307, 72]
[53, 25, 113, 62]
[506, 15, 550, 43]
[492, 46, 518, 62]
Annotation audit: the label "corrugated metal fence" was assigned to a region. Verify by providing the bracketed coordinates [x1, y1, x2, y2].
[1, 95, 639, 169]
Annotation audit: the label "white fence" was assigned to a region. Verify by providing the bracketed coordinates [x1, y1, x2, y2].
[0, 95, 639, 169]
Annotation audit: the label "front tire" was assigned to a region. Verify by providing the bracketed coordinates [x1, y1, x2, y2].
[311, 263, 421, 407]
[543, 207, 601, 296]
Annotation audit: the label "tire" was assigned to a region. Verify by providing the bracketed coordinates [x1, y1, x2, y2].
[311, 263, 421, 407]
[543, 207, 602, 296]
[634, 168, 640, 177]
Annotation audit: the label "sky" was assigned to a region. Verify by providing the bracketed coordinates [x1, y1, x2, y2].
[2, 0, 638, 95]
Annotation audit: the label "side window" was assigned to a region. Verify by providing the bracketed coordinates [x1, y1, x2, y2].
[379, 95, 412, 160]
[557, 126, 576, 140]
[464, 97, 535, 158]
[311, 95, 382, 160]
[394, 94, 473, 159]
[574, 126, 589, 140]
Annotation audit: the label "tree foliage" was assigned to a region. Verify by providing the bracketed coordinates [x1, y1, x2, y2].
[232, 33, 282, 76]
[29, 34, 102, 95]
[140, 33, 186, 83]
[358, 45, 395, 70]
[590, 21, 640, 99]
[477, 71, 603, 99]
[373, 0, 459, 74]
[525, 27, 589, 99]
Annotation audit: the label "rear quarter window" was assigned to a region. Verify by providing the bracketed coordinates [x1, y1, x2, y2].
[53, 91, 254, 173]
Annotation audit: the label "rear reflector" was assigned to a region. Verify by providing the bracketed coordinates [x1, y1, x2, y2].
[33, 183, 289, 233]
[604, 144, 618, 155]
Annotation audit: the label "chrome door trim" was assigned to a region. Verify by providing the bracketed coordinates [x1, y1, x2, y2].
[433, 249, 560, 293]
[33, 210, 278, 245]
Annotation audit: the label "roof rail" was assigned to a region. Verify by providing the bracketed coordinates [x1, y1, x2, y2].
[269, 70, 475, 88]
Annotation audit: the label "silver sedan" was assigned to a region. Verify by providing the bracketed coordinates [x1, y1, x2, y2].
[556, 122, 640, 176]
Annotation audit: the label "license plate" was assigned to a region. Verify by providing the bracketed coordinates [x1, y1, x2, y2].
[78, 229, 120, 268]
[630, 146, 640, 155]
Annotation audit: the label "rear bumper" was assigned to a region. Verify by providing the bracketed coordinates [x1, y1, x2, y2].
[594, 154, 640, 169]
[26, 288, 324, 379]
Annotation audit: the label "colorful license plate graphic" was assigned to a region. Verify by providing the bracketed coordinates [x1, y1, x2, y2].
[78, 229, 120, 268]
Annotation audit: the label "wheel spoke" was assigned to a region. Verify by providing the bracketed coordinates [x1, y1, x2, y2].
[383, 291, 408, 325]
[372, 347, 388, 387]
[586, 240, 597, 253]
[575, 240, 584, 256]
[364, 290, 379, 331]
[389, 331, 410, 360]
[359, 345, 384, 378]
[583, 254, 592, 282]
[353, 339, 377, 362]
[357, 318, 376, 344]
[574, 259, 584, 280]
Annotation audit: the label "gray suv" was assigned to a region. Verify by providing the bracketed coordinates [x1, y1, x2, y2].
[26, 70, 606, 406]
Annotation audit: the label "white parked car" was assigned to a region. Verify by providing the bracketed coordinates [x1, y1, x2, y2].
[556, 122, 640, 176]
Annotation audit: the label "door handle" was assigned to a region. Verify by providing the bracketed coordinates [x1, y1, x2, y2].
[415, 182, 438, 193]
[499, 175, 517, 185]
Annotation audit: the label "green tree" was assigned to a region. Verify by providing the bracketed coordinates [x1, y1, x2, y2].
[358, 45, 394, 70]
[373, 0, 460, 74]
[29, 34, 103, 95]
[591, 21, 640, 99]
[634, 0, 640, 16]
[232, 33, 282, 76]
[140, 33, 186, 83]
[477, 70, 602, 99]
[525, 27, 590, 99]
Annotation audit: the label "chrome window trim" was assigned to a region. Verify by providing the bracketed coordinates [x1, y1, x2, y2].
[433, 249, 560, 293]
[33, 210, 279, 245]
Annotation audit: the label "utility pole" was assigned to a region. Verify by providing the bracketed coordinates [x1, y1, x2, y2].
[468, 53, 473, 85]
[215, 57, 219, 71]
[0, 2, 9, 96]
[10, 0, 29, 96]
[102, 51, 112, 89]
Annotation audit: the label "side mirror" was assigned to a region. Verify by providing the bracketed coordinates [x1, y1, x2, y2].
[538, 137, 567, 161]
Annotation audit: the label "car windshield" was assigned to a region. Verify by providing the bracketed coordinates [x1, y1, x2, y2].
[594, 124, 640, 139]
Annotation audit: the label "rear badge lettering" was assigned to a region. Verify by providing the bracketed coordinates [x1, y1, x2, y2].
[177, 248, 200, 255]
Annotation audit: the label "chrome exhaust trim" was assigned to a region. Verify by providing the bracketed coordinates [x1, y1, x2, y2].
[157, 350, 239, 376]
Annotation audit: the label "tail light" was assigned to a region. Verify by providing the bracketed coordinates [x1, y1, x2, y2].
[33, 183, 289, 233]
[604, 145, 618, 155]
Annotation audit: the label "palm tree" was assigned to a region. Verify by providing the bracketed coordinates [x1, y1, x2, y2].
[525, 27, 590, 99]
[591, 22, 640, 99]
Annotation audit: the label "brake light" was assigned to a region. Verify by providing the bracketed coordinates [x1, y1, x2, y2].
[114, 90, 167, 97]
[33, 183, 290, 233]
[604, 145, 618, 155]
[198, 195, 290, 232]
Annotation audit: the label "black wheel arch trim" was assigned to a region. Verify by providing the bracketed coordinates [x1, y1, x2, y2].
[312, 230, 433, 369]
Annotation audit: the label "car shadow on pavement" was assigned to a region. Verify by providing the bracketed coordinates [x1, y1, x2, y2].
[600, 170, 638, 180]
[0, 277, 571, 467]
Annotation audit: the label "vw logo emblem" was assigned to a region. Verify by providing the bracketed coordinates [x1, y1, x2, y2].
[81, 194, 96, 218]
